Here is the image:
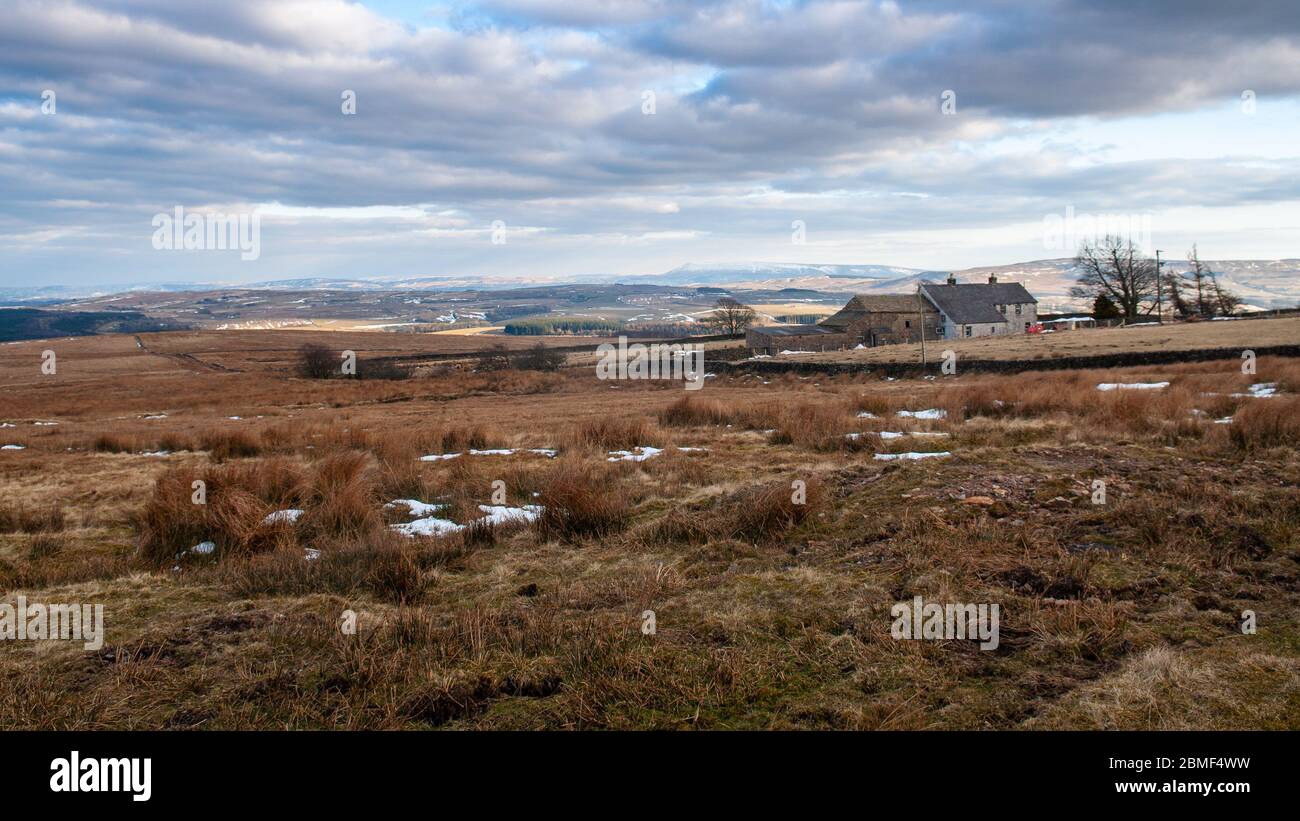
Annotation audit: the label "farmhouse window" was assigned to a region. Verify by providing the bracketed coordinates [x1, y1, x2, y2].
[1015, 304, 1023, 315]
[964, 325, 972, 337]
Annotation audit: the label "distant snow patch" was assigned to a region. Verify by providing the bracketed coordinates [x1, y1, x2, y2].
[608, 446, 663, 462]
[1232, 383, 1279, 398]
[1097, 382, 1168, 391]
[897, 409, 947, 419]
[873, 451, 951, 461]
[420, 452, 462, 461]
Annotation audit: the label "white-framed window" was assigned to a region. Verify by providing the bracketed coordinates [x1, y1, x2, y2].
[964, 325, 972, 337]
[1015, 304, 1023, 315]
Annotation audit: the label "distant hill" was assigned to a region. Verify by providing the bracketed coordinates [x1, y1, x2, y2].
[646, 258, 1300, 312]
[5, 257, 1298, 313]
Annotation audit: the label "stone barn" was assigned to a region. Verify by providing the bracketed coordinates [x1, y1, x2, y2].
[819, 295, 941, 347]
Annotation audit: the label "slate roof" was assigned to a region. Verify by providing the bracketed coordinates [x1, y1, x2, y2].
[920, 282, 1036, 325]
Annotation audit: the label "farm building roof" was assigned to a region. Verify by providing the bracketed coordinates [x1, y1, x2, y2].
[819, 295, 935, 328]
[920, 282, 1036, 325]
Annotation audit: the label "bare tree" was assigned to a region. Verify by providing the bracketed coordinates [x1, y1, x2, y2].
[1164, 270, 1191, 317]
[709, 297, 757, 335]
[1183, 244, 1212, 317]
[1069, 235, 1157, 321]
[1202, 257, 1241, 317]
[297, 342, 335, 379]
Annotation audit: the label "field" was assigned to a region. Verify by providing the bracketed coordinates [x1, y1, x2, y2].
[785, 316, 1300, 364]
[1, 328, 1298, 729]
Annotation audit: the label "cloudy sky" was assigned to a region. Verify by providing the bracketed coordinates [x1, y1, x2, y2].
[2, 0, 1299, 287]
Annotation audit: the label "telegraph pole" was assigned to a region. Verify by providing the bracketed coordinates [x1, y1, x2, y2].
[1154, 249, 1164, 323]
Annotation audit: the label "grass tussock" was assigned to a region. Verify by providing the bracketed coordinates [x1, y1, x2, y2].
[0, 503, 66, 534]
[767, 403, 857, 451]
[1228, 395, 1300, 451]
[135, 454, 387, 565]
[535, 459, 631, 542]
[201, 429, 262, 460]
[565, 416, 659, 451]
[658, 395, 735, 427]
[725, 477, 825, 541]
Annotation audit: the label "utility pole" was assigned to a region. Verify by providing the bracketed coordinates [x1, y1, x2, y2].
[916, 283, 928, 366]
[1154, 249, 1164, 323]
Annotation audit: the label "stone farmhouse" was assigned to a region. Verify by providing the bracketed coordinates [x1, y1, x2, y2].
[745, 274, 1038, 354]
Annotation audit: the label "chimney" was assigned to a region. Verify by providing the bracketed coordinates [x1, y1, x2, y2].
[946, 274, 957, 285]
[988, 274, 998, 284]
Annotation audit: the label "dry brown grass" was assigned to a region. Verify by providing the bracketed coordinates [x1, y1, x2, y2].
[1229, 395, 1300, 450]
[658, 395, 735, 427]
[564, 416, 660, 451]
[535, 458, 631, 542]
[0, 503, 66, 533]
[2, 328, 1298, 730]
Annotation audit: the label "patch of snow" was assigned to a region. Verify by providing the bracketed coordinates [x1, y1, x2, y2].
[140, 450, 172, 457]
[476, 504, 544, 525]
[304, 548, 321, 561]
[468, 448, 515, 456]
[420, 452, 462, 461]
[2, 444, 26, 450]
[385, 499, 448, 517]
[392, 517, 463, 537]
[873, 451, 951, 461]
[1232, 383, 1279, 398]
[676, 446, 709, 452]
[1097, 382, 1169, 391]
[856, 411, 877, 419]
[897, 408, 947, 419]
[1214, 417, 1234, 424]
[262, 509, 304, 525]
[607, 446, 664, 462]
[190, 541, 216, 555]
[32, 421, 58, 426]
[778, 350, 812, 355]
[529, 448, 558, 457]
